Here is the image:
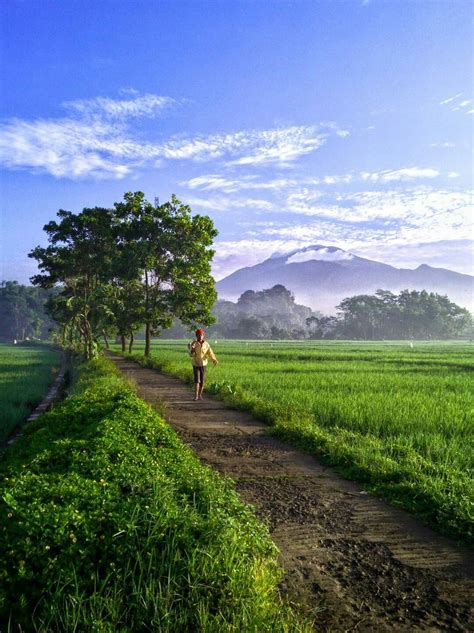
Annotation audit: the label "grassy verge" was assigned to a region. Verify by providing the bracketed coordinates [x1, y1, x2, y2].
[0, 357, 309, 632]
[0, 343, 61, 444]
[120, 340, 474, 547]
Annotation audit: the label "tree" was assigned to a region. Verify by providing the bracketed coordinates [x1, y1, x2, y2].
[29, 192, 218, 359]
[29, 206, 117, 359]
[114, 192, 218, 356]
[0, 281, 56, 341]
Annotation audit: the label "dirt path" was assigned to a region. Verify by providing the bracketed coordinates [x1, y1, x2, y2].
[109, 354, 473, 632]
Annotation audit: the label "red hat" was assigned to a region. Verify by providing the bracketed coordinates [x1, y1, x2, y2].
[195, 328, 205, 336]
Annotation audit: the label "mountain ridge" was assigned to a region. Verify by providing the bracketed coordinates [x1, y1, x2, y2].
[216, 245, 474, 314]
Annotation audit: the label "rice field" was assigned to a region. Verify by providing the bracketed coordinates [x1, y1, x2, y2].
[0, 343, 61, 443]
[119, 339, 474, 543]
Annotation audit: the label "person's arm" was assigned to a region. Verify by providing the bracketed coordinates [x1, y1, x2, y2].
[207, 345, 218, 366]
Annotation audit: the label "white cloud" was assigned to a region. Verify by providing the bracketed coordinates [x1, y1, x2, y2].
[182, 167, 442, 196]
[447, 172, 460, 178]
[440, 93, 473, 115]
[211, 238, 311, 280]
[360, 167, 439, 182]
[439, 93, 462, 105]
[62, 93, 177, 119]
[186, 196, 274, 211]
[0, 116, 135, 179]
[226, 126, 329, 166]
[0, 92, 347, 179]
[286, 247, 354, 264]
[430, 141, 456, 148]
[163, 126, 332, 167]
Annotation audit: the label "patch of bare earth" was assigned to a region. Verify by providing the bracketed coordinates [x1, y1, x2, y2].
[109, 354, 474, 632]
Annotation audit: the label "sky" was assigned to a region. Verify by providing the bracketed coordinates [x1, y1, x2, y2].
[1, 0, 473, 284]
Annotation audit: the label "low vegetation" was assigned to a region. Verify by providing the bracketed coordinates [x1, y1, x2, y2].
[0, 343, 60, 444]
[121, 340, 474, 546]
[0, 357, 308, 631]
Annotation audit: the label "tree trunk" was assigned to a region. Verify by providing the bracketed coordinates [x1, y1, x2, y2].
[128, 331, 134, 354]
[121, 335, 126, 353]
[103, 332, 109, 348]
[145, 322, 151, 357]
[144, 268, 150, 357]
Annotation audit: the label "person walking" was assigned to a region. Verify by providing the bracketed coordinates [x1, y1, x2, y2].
[188, 328, 218, 401]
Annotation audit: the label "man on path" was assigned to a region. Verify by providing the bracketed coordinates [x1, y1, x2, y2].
[188, 328, 218, 401]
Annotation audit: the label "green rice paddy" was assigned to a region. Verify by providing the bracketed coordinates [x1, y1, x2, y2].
[0, 343, 60, 444]
[120, 340, 474, 544]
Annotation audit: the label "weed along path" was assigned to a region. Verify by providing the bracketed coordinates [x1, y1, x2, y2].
[108, 354, 474, 632]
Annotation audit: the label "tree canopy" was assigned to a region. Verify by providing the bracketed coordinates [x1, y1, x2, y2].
[28, 192, 218, 359]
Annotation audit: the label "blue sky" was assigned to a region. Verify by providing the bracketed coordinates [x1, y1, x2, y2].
[1, 0, 472, 283]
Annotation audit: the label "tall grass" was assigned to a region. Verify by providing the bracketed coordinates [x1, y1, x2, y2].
[0, 343, 60, 443]
[0, 357, 309, 631]
[120, 340, 474, 545]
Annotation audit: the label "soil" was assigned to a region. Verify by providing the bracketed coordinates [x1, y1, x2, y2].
[108, 354, 474, 632]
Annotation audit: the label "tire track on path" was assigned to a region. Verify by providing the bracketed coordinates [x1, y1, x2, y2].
[108, 354, 474, 632]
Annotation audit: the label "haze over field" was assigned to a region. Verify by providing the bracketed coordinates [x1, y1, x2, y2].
[0, 1, 472, 286]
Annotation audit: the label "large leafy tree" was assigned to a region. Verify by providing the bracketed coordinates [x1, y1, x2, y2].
[114, 192, 218, 356]
[29, 192, 218, 359]
[29, 206, 116, 359]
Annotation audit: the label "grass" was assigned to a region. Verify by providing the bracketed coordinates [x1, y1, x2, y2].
[0, 343, 61, 444]
[116, 339, 474, 546]
[0, 357, 309, 632]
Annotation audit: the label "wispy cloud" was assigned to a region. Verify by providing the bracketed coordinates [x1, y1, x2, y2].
[62, 93, 177, 119]
[0, 92, 346, 179]
[439, 93, 473, 114]
[360, 167, 439, 182]
[181, 174, 299, 193]
[181, 167, 441, 195]
[186, 196, 274, 212]
[160, 125, 332, 166]
[0, 117, 134, 179]
[267, 187, 473, 244]
[439, 93, 462, 105]
[430, 141, 456, 148]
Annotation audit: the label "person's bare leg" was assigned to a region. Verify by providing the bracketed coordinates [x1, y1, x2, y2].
[198, 380, 204, 400]
[194, 382, 199, 400]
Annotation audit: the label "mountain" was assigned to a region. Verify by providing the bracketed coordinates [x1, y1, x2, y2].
[215, 245, 474, 314]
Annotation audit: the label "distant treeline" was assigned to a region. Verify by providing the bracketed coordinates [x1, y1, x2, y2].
[0, 281, 56, 341]
[163, 284, 472, 341]
[2, 280, 471, 345]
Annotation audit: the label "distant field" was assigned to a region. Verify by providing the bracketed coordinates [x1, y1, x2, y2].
[115, 339, 474, 543]
[0, 343, 60, 443]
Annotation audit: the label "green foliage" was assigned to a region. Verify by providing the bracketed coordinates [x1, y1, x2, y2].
[0, 282, 57, 342]
[163, 286, 472, 341]
[0, 343, 60, 443]
[120, 339, 474, 545]
[0, 358, 306, 631]
[114, 192, 218, 356]
[207, 285, 319, 340]
[335, 289, 472, 340]
[28, 192, 219, 360]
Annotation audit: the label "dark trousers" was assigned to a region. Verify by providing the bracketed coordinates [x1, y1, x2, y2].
[193, 365, 206, 384]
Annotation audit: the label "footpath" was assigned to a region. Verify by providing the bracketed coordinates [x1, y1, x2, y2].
[108, 354, 473, 632]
